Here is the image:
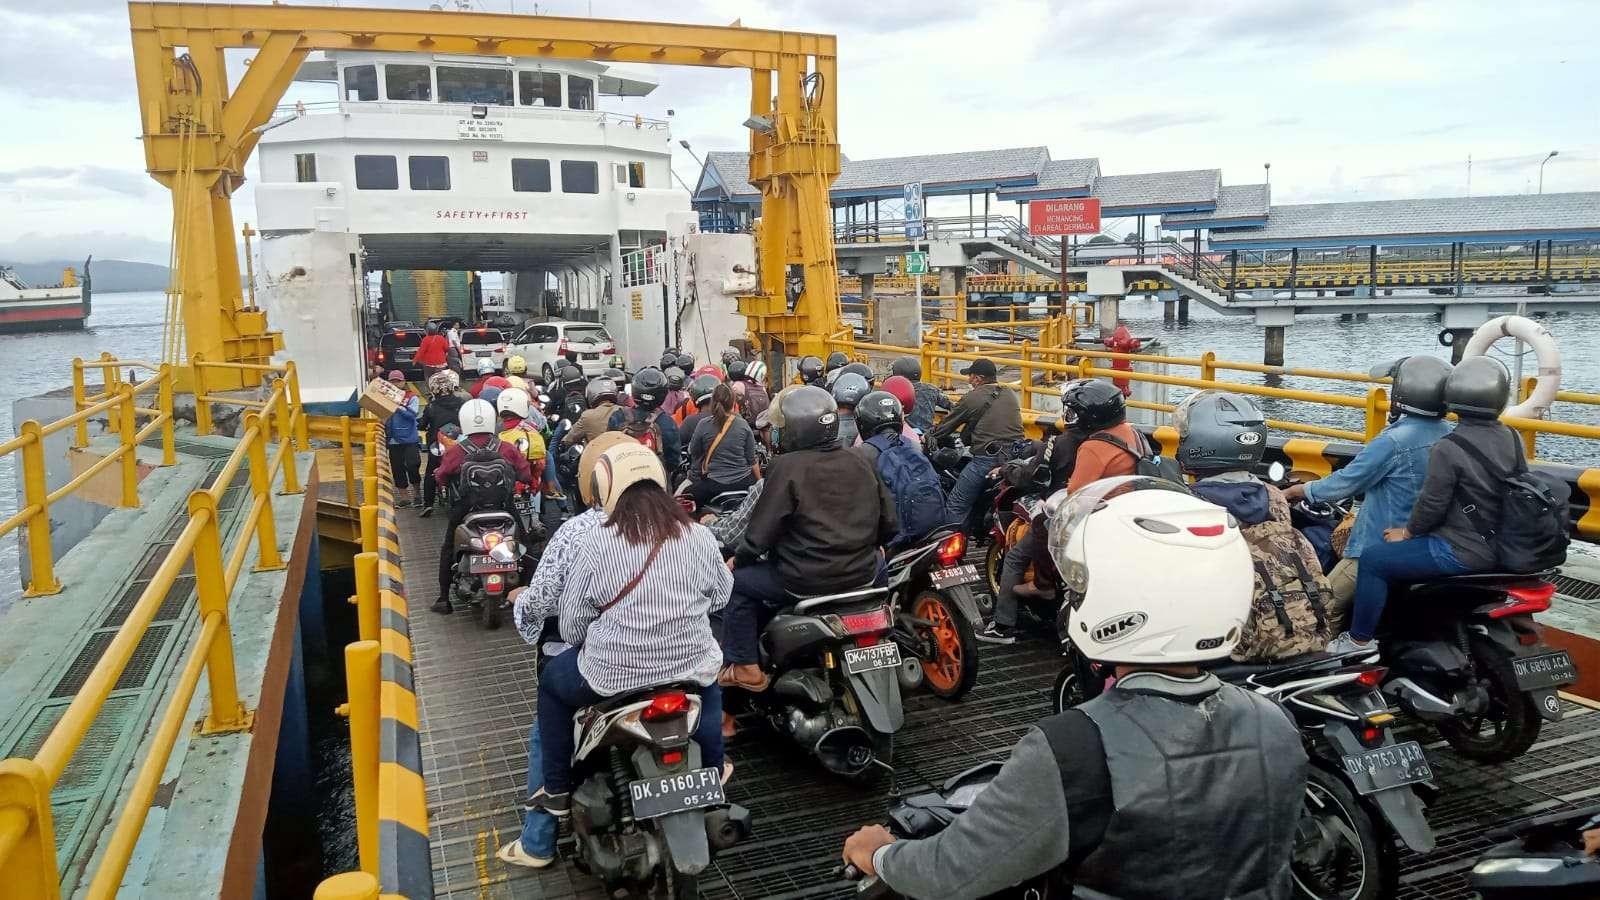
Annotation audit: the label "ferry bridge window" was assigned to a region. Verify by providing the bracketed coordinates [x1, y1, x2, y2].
[568, 75, 595, 110]
[353, 155, 398, 190]
[614, 164, 628, 184]
[438, 66, 513, 106]
[628, 162, 646, 188]
[294, 153, 317, 183]
[561, 160, 599, 194]
[518, 71, 562, 108]
[385, 64, 432, 101]
[408, 156, 451, 191]
[512, 158, 552, 193]
[343, 65, 378, 102]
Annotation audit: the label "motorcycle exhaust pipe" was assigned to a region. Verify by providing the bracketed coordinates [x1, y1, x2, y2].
[704, 803, 753, 850]
[897, 655, 924, 691]
[814, 726, 875, 777]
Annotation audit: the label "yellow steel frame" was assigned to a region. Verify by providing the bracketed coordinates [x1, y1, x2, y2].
[127, 2, 842, 383]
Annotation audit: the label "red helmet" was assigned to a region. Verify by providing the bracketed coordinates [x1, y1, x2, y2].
[692, 364, 725, 382]
[882, 374, 916, 411]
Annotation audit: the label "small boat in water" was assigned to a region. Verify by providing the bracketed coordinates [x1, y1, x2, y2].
[0, 259, 91, 333]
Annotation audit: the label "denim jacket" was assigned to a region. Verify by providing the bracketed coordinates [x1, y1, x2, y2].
[1302, 415, 1452, 559]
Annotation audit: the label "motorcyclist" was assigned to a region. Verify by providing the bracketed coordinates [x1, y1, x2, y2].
[662, 366, 691, 420]
[869, 376, 923, 447]
[1283, 355, 1452, 605]
[841, 478, 1308, 900]
[607, 367, 683, 474]
[928, 357, 1025, 528]
[431, 399, 535, 615]
[560, 378, 621, 449]
[838, 361, 875, 387]
[890, 355, 952, 433]
[1177, 390, 1334, 661]
[720, 386, 897, 692]
[797, 355, 826, 386]
[686, 383, 761, 508]
[678, 373, 722, 447]
[824, 350, 850, 374]
[497, 388, 548, 513]
[522, 442, 732, 818]
[853, 391, 946, 549]
[1327, 357, 1516, 653]
[831, 371, 871, 448]
[505, 354, 529, 378]
[418, 370, 470, 518]
[469, 357, 508, 398]
[727, 359, 770, 435]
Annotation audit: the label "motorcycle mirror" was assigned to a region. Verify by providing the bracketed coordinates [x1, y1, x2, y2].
[1267, 461, 1286, 483]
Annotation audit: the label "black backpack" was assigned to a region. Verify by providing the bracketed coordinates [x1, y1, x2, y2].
[457, 436, 517, 510]
[1445, 432, 1569, 573]
[1085, 430, 1183, 483]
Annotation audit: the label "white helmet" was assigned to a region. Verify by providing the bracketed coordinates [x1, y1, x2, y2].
[496, 387, 532, 420]
[1049, 476, 1252, 665]
[476, 357, 495, 375]
[590, 442, 667, 515]
[458, 398, 497, 436]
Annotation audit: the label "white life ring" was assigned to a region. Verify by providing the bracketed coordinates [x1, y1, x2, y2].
[1460, 315, 1561, 419]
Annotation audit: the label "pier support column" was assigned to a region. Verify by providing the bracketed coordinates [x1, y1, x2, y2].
[1177, 295, 1190, 323]
[1441, 303, 1490, 365]
[939, 266, 967, 300]
[1355, 313, 1368, 323]
[1163, 300, 1176, 323]
[1447, 330, 1474, 363]
[1264, 326, 1286, 366]
[874, 294, 924, 348]
[1254, 305, 1297, 368]
[860, 272, 876, 336]
[1096, 297, 1120, 340]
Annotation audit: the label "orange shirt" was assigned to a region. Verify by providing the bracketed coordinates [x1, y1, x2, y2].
[1067, 421, 1141, 494]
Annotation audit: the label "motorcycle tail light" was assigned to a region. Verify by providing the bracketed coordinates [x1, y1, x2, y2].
[1361, 726, 1383, 744]
[642, 690, 689, 721]
[1490, 583, 1556, 618]
[1518, 632, 1540, 646]
[854, 634, 880, 648]
[483, 532, 503, 550]
[486, 575, 504, 593]
[838, 607, 891, 635]
[676, 496, 697, 515]
[936, 532, 966, 567]
[660, 750, 684, 764]
[1355, 667, 1387, 689]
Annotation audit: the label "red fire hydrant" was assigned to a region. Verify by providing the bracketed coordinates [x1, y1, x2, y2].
[1105, 323, 1141, 397]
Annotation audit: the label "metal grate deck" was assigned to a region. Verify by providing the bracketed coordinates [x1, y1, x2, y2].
[395, 510, 1600, 899]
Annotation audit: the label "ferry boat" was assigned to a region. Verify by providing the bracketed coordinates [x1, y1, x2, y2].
[0, 263, 90, 333]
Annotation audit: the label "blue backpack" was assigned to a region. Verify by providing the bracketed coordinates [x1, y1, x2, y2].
[865, 433, 948, 548]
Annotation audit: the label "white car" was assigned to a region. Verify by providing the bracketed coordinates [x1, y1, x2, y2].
[458, 325, 510, 373]
[506, 320, 618, 381]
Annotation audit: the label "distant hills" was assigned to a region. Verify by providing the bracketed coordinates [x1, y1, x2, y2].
[6, 259, 170, 294]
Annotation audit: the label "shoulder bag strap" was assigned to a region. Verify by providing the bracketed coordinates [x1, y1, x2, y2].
[1085, 431, 1139, 460]
[1443, 432, 1503, 539]
[1252, 559, 1296, 636]
[597, 539, 666, 614]
[701, 415, 736, 475]
[1286, 553, 1329, 632]
[959, 385, 1003, 446]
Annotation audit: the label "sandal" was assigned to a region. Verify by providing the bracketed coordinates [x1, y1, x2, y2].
[717, 664, 771, 693]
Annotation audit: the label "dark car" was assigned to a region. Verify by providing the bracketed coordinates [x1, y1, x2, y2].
[376, 326, 426, 379]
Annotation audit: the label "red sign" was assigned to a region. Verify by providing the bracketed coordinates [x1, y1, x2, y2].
[1028, 198, 1101, 236]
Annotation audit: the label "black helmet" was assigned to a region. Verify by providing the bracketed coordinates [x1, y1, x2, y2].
[839, 362, 875, 385]
[727, 359, 749, 382]
[1445, 357, 1509, 419]
[674, 353, 694, 371]
[658, 350, 678, 370]
[559, 364, 586, 390]
[632, 367, 668, 410]
[688, 373, 721, 404]
[890, 356, 922, 381]
[831, 372, 871, 409]
[1175, 390, 1267, 474]
[664, 366, 688, 390]
[825, 351, 850, 372]
[798, 355, 825, 384]
[584, 378, 618, 407]
[1378, 355, 1451, 419]
[778, 385, 840, 452]
[1060, 379, 1126, 433]
[855, 390, 904, 438]
[425, 320, 440, 334]
[602, 366, 625, 382]
[720, 347, 741, 366]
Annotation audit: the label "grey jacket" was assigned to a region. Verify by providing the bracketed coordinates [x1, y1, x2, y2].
[928, 382, 1025, 454]
[688, 414, 757, 484]
[1408, 417, 1520, 570]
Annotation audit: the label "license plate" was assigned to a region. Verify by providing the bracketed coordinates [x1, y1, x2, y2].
[468, 554, 516, 574]
[628, 766, 725, 820]
[1340, 740, 1433, 795]
[844, 642, 902, 675]
[931, 564, 979, 590]
[1512, 650, 1577, 691]
[582, 352, 599, 360]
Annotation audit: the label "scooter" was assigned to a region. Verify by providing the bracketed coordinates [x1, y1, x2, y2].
[884, 528, 984, 700]
[449, 507, 522, 629]
[1469, 803, 1600, 899]
[565, 684, 753, 896]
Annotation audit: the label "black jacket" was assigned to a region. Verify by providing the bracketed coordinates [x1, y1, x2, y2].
[736, 445, 897, 591]
[420, 390, 468, 444]
[1408, 417, 1519, 570]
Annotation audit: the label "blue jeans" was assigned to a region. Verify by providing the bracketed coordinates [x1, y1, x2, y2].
[518, 722, 558, 857]
[947, 452, 998, 527]
[1349, 535, 1471, 641]
[538, 648, 725, 795]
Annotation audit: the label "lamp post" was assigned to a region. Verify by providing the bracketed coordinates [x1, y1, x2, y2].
[677, 139, 706, 172]
[1263, 162, 1271, 186]
[1538, 150, 1559, 194]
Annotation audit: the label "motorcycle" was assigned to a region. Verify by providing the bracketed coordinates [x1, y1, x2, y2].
[674, 488, 749, 521]
[449, 508, 522, 629]
[741, 585, 904, 779]
[1469, 803, 1600, 899]
[884, 528, 984, 700]
[981, 451, 1053, 613]
[565, 684, 753, 897]
[1050, 645, 1437, 900]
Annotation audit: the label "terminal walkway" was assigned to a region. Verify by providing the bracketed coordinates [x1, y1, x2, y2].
[395, 507, 1600, 900]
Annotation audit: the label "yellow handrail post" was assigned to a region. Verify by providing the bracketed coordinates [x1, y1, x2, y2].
[287, 362, 310, 450]
[189, 492, 251, 734]
[1200, 351, 1216, 384]
[341, 416, 358, 507]
[19, 421, 60, 596]
[338, 640, 381, 876]
[277, 389, 303, 496]
[244, 413, 284, 572]
[193, 352, 213, 437]
[0, 758, 63, 899]
[361, 504, 379, 556]
[118, 386, 140, 508]
[1519, 376, 1538, 457]
[352, 552, 380, 643]
[1019, 339, 1033, 410]
[364, 428, 379, 482]
[158, 363, 176, 466]
[1363, 387, 1388, 442]
[102, 352, 121, 435]
[71, 358, 88, 448]
[315, 872, 380, 900]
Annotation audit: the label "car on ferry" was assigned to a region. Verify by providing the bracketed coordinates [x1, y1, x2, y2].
[505, 320, 617, 380]
[375, 324, 426, 378]
[459, 324, 510, 373]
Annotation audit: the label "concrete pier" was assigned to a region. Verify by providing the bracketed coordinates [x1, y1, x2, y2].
[1177, 294, 1190, 323]
[1264, 325, 1286, 366]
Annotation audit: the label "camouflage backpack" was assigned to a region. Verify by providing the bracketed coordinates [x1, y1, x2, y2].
[1231, 485, 1335, 662]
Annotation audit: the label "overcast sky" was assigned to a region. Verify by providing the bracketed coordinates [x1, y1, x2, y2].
[2, 0, 1597, 263]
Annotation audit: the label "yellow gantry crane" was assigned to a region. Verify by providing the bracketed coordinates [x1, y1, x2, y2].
[127, 2, 843, 387]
